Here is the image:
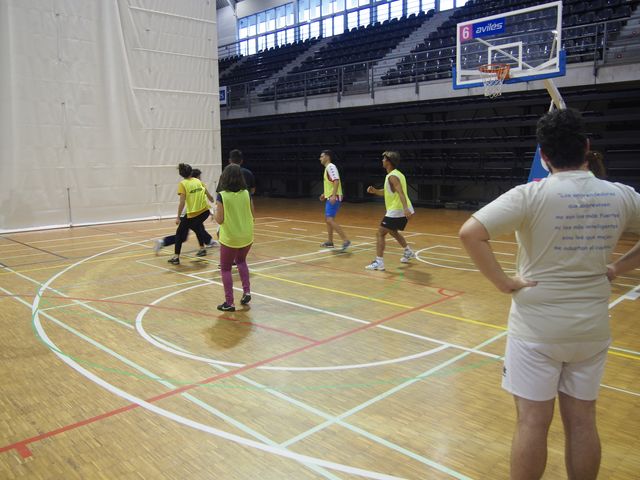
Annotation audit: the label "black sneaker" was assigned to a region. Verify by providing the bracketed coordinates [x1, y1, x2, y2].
[168, 257, 180, 265]
[196, 249, 207, 257]
[217, 302, 235, 312]
[240, 294, 252, 305]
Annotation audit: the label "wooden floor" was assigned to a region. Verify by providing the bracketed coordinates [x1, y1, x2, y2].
[1, 197, 638, 480]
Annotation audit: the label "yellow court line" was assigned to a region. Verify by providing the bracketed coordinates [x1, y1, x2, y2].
[608, 350, 640, 360]
[3, 243, 636, 362]
[253, 271, 505, 330]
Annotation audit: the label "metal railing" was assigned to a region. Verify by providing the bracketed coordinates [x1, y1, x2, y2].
[219, 14, 640, 112]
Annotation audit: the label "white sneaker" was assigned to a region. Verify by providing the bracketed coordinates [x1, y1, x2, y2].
[365, 260, 385, 271]
[400, 250, 415, 263]
[206, 240, 219, 248]
[153, 239, 164, 255]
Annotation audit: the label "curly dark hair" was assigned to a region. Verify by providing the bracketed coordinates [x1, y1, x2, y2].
[218, 164, 247, 192]
[536, 109, 588, 169]
[178, 163, 193, 179]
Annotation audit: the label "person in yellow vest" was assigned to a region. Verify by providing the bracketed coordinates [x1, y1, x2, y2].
[319, 150, 351, 251]
[365, 151, 415, 271]
[214, 164, 254, 312]
[168, 163, 214, 265]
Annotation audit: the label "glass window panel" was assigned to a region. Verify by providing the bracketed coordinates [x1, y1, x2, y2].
[406, 0, 420, 15]
[248, 15, 256, 37]
[257, 12, 266, 34]
[239, 26, 248, 39]
[299, 0, 310, 22]
[286, 4, 295, 25]
[276, 6, 286, 28]
[239, 40, 248, 56]
[323, 17, 333, 37]
[377, 4, 389, 22]
[347, 11, 358, 29]
[257, 35, 266, 51]
[277, 30, 285, 45]
[390, 0, 402, 18]
[322, 0, 332, 15]
[310, 0, 321, 19]
[335, 0, 345, 12]
[248, 39, 257, 55]
[359, 8, 370, 25]
[299, 23, 310, 41]
[334, 14, 345, 35]
[439, 0, 454, 10]
[347, 0, 358, 8]
[266, 33, 275, 49]
[422, 0, 435, 12]
[359, 0, 370, 6]
[286, 28, 295, 43]
[310, 20, 320, 38]
[267, 9, 276, 32]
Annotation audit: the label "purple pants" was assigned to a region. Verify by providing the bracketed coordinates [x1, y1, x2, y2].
[220, 243, 252, 305]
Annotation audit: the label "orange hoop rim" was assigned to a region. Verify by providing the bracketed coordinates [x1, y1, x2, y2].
[478, 63, 511, 80]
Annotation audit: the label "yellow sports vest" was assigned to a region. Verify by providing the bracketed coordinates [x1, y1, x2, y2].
[323, 164, 343, 198]
[178, 178, 209, 218]
[384, 169, 412, 211]
[219, 190, 254, 248]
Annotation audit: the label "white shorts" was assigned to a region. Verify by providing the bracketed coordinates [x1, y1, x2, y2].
[502, 336, 611, 401]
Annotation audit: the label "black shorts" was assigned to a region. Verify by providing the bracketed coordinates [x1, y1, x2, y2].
[380, 216, 408, 231]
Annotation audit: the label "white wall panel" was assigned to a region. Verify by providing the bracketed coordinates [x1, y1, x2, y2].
[0, 0, 222, 232]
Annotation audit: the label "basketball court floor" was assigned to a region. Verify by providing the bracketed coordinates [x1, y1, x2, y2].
[1, 198, 638, 479]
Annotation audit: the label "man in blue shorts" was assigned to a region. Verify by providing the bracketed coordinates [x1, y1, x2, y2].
[319, 150, 351, 251]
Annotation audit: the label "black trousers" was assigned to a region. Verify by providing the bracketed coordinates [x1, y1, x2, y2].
[174, 210, 210, 255]
[164, 215, 213, 249]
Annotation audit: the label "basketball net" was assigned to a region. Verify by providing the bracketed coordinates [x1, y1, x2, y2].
[479, 64, 511, 98]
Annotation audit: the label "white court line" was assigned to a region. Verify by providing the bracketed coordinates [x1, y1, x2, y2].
[155, 334, 474, 480]
[601, 384, 640, 397]
[608, 283, 640, 309]
[1, 287, 341, 480]
[28, 245, 404, 480]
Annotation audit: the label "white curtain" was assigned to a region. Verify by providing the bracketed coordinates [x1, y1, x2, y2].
[0, 0, 222, 232]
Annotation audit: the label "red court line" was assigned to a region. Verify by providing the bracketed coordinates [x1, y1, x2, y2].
[0, 293, 318, 343]
[0, 294, 459, 458]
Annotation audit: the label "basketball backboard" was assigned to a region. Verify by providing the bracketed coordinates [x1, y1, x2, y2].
[453, 1, 565, 90]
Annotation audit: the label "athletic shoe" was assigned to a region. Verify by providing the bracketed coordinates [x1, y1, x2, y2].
[167, 256, 180, 265]
[341, 240, 351, 252]
[196, 249, 207, 257]
[153, 239, 164, 255]
[206, 240, 219, 248]
[217, 302, 235, 312]
[400, 250, 416, 263]
[240, 293, 252, 305]
[320, 241, 334, 248]
[365, 260, 385, 271]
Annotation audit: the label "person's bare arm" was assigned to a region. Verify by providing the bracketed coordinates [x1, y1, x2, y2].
[176, 194, 186, 225]
[459, 217, 536, 293]
[607, 237, 640, 280]
[329, 180, 340, 204]
[366, 186, 384, 196]
[215, 202, 224, 224]
[388, 176, 413, 218]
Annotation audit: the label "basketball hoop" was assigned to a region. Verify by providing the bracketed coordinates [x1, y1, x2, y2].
[479, 64, 511, 98]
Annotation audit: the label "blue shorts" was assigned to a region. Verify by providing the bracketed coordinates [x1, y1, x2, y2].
[324, 200, 342, 218]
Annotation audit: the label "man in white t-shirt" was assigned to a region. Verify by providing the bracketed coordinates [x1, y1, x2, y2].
[459, 108, 640, 480]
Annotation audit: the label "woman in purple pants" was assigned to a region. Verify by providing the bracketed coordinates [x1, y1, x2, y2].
[214, 164, 254, 312]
